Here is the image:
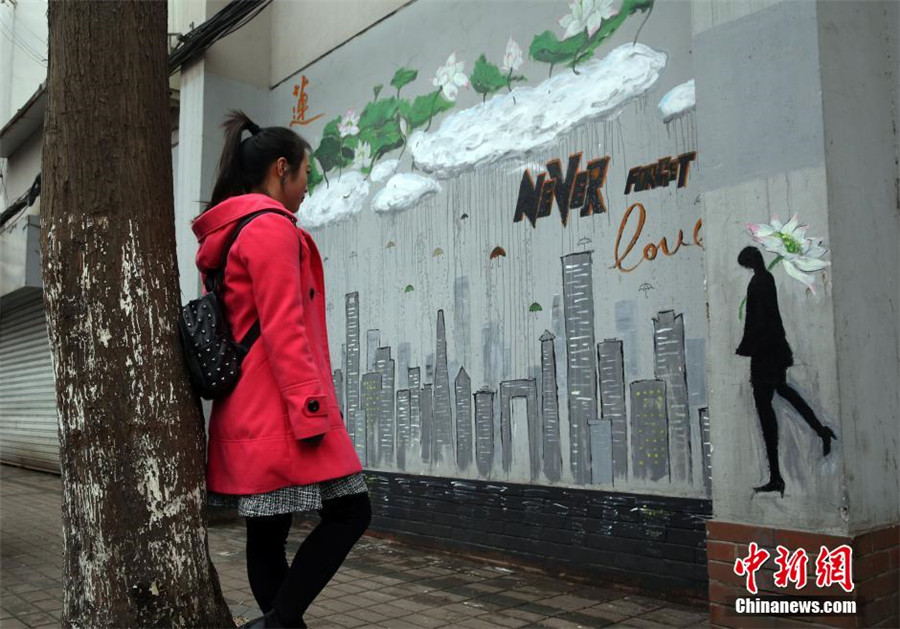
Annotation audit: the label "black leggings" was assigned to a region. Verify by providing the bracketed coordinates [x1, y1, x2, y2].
[245, 492, 372, 627]
[752, 380, 825, 480]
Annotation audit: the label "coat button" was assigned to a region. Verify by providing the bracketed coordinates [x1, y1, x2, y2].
[307, 399, 320, 413]
[309, 288, 315, 299]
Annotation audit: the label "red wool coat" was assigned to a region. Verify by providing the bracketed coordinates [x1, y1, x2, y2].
[192, 193, 361, 494]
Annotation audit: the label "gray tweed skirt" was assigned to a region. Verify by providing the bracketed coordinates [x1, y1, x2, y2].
[207, 472, 368, 517]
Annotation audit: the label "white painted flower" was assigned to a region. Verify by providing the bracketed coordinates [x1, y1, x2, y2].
[399, 117, 409, 138]
[501, 38, 524, 73]
[351, 141, 371, 171]
[747, 215, 830, 293]
[432, 52, 469, 102]
[338, 109, 360, 137]
[559, 0, 617, 39]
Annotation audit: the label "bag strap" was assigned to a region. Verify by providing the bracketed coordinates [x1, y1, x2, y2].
[204, 209, 283, 294]
[205, 209, 301, 356]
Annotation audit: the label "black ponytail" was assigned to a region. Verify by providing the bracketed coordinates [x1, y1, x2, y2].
[204, 110, 312, 213]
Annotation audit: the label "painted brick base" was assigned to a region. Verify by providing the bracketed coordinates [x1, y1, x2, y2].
[362, 471, 712, 602]
[707, 521, 899, 628]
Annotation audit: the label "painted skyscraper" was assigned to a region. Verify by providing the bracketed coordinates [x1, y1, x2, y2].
[433, 310, 454, 466]
[455, 367, 473, 471]
[653, 310, 692, 484]
[539, 330, 562, 482]
[630, 379, 669, 482]
[561, 251, 598, 485]
[345, 293, 361, 444]
[361, 372, 381, 465]
[699, 407, 712, 495]
[374, 347, 395, 467]
[499, 379, 540, 481]
[396, 389, 411, 471]
[474, 387, 494, 477]
[598, 339, 627, 483]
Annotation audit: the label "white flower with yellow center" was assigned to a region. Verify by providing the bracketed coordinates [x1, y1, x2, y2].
[747, 215, 830, 293]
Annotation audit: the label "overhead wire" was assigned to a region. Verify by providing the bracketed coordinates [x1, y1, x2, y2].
[0, 20, 47, 66]
[168, 0, 272, 76]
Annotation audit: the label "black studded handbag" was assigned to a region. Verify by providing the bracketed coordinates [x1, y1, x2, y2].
[178, 210, 280, 400]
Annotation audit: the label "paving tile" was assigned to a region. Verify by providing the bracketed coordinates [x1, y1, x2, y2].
[638, 607, 709, 627]
[318, 613, 370, 628]
[538, 617, 599, 629]
[577, 605, 630, 624]
[485, 611, 534, 628]
[616, 617, 675, 629]
[342, 607, 391, 624]
[455, 617, 508, 629]
[500, 607, 548, 622]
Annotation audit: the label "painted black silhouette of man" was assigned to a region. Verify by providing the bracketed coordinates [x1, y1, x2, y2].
[736, 246, 836, 497]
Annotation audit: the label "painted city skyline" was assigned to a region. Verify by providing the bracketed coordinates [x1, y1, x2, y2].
[333, 251, 712, 495]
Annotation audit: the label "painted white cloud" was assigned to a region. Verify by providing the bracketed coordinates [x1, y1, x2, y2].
[372, 173, 441, 213]
[409, 43, 667, 179]
[658, 79, 695, 123]
[370, 159, 400, 183]
[298, 171, 370, 229]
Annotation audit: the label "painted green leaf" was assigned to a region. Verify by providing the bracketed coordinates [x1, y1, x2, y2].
[358, 97, 405, 160]
[529, 302, 543, 312]
[470, 54, 508, 96]
[322, 116, 342, 139]
[403, 90, 456, 130]
[530, 0, 654, 68]
[314, 135, 343, 172]
[373, 84, 383, 100]
[529, 29, 589, 66]
[307, 155, 324, 192]
[390, 68, 418, 93]
[359, 97, 403, 129]
[404, 284, 415, 292]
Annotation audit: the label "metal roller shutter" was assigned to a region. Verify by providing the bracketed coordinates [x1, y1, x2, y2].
[0, 293, 60, 473]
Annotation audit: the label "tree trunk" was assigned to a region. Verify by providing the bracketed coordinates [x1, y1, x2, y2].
[40, 2, 234, 627]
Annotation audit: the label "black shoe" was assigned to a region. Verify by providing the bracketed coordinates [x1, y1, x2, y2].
[754, 478, 785, 498]
[241, 609, 292, 628]
[820, 427, 837, 457]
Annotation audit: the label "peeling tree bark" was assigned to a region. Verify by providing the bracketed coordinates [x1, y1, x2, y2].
[40, 2, 234, 627]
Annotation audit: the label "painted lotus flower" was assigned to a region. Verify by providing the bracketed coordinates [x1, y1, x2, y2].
[559, 0, 617, 39]
[501, 37, 524, 73]
[351, 141, 371, 171]
[432, 52, 469, 102]
[338, 109, 360, 137]
[747, 215, 830, 293]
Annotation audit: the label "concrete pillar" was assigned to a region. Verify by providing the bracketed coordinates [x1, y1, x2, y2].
[174, 60, 206, 302]
[693, 1, 898, 626]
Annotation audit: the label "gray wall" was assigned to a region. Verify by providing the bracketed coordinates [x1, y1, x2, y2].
[695, 0, 898, 535]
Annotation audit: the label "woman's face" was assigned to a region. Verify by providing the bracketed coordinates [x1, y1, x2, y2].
[283, 154, 310, 213]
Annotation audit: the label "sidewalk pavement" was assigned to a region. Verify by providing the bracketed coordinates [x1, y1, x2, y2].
[1, 464, 710, 628]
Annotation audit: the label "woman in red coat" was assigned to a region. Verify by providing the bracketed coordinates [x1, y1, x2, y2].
[193, 111, 369, 629]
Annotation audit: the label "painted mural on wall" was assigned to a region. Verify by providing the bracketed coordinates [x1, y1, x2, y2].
[736, 219, 835, 497]
[279, 0, 709, 497]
